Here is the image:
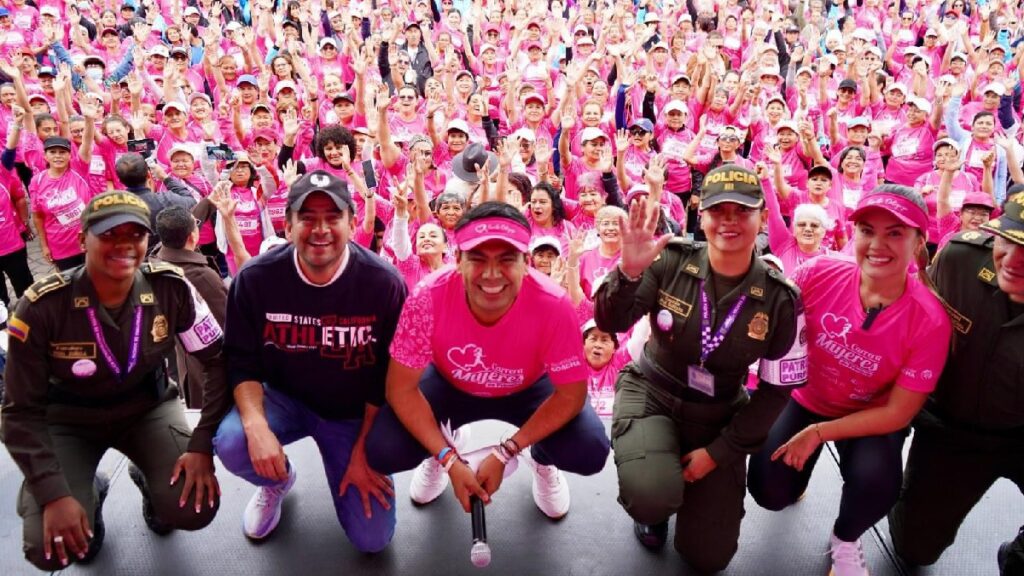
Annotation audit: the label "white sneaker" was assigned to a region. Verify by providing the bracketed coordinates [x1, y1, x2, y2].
[529, 459, 570, 519]
[828, 533, 869, 576]
[409, 426, 471, 505]
[242, 464, 297, 540]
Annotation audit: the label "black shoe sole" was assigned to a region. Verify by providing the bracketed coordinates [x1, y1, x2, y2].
[79, 474, 110, 564]
[128, 464, 174, 536]
[634, 521, 669, 550]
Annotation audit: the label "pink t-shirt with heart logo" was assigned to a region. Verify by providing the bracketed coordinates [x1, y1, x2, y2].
[390, 267, 588, 397]
[789, 255, 951, 418]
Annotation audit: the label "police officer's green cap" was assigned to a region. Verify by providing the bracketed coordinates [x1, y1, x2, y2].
[699, 165, 765, 210]
[81, 191, 152, 235]
[981, 192, 1024, 246]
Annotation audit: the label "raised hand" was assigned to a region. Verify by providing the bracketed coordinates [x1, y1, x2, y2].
[619, 197, 672, 278]
[644, 154, 666, 188]
[282, 159, 299, 187]
[614, 128, 629, 152]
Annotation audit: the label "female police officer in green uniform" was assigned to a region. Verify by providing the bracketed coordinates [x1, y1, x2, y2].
[1, 191, 230, 570]
[595, 165, 808, 573]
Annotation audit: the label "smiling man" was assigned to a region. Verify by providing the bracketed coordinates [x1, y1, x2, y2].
[214, 170, 406, 551]
[365, 201, 610, 520]
[2, 192, 229, 571]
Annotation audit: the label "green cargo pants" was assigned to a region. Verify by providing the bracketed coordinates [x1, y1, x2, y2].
[612, 364, 748, 574]
[18, 398, 218, 571]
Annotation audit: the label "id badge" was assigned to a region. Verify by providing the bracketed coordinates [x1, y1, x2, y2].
[687, 365, 716, 397]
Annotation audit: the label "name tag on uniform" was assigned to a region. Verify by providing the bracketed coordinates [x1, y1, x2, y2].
[687, 365, 715, 396]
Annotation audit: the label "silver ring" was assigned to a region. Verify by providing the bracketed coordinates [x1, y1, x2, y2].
[53, 535, 64, 543]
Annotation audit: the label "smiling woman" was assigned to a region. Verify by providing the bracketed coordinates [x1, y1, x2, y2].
[748, 185, 952, 576]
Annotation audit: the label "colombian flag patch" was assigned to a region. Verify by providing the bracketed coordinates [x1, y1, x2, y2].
[8, 315, 29, 342]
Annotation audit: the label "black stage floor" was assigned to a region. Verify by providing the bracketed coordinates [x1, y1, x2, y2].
[0, 417, 1018, 576]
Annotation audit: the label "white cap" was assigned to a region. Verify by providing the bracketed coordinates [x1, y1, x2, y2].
[446, 118, 470, 134]
[933, 137, 961, 152]
[903, 46, 920, 56]
[528, 235, 562, 254]
[319, 37, 338, 49]
[796, 66, 813, 76]
[644, 13, 661, 23]
[925, 27, 939, 36]
[163, 100, 188, 114]
[512, 127, 536, 142]
[184, 6, 200, 16]
[983, 82, 1007, 96]
[852, 29, 874, 41]
[225, 21, 243, 32]
[846, 116, 871, 129]
[576, 36, 595, 46]
[950, 51, 968, 61]
[907, 97, 932, 113]
[663, 100, 689, 115]
[886, 82, 907, 94]
[580, 127, 608, 143]
[149, 45, 169, 58]
[864, 45, 882, 58]
[479, 43, 497, 54]
[776, 120, 799, 133]
[168, 143, 196, 159]
[760, 66, 781, 78]
[40, 6, 59, 17]
[273, 80, 298, 96]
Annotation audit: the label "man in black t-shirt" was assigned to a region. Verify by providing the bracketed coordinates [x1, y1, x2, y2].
[214, 170, 407, 551]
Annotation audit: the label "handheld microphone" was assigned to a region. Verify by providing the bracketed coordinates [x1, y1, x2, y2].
[470, 496, 491, 568]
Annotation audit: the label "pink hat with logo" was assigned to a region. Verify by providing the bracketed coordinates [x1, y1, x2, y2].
[454, 216, 531, 252]
[848, 187, 930, 238]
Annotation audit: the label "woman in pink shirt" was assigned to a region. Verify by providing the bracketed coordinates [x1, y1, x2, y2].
[883, 97, 940, 186]
[390, 191, 450, 290]
[761, 157, 832, 274]
[915, 138, 984, 251]
[526, 182, 575, 254]
[749, 185, 952, 576]
[30, 136, 95, 270]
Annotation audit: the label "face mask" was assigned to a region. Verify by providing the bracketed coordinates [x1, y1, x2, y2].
[86, 68, 104, 81]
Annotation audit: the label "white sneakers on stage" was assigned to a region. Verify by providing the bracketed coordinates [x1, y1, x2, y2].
[828, 532, 869, 576]
[243, 463, 297, 540]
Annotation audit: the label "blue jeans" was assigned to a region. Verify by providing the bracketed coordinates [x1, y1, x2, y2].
[213, 386, 396, 553]
[365, 365, 610, 475]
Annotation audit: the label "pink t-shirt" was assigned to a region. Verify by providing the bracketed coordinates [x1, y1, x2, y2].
[29, 169, 94, 259]
[390, 267, 588, 397]
[0, 173, 27, 256]
[588, 345, 631, 417]
[884, 123, 937, 186]
[579, 247, 619, 299]
[790, 255, 951, 418]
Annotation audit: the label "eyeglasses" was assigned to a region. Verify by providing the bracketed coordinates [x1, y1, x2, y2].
[961, 207, 991, 217]
[718, 135, 739, 142]
[629, 129, 647, 136]
[398, 94, 416, 100]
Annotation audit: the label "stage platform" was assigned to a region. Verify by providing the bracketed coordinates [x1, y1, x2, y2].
[0, 416, 1018, 576]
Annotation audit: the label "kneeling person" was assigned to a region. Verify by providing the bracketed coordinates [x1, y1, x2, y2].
[214, 171, 406, 551]
[366, 202, 611, 518]
[2, 192, 229, 571]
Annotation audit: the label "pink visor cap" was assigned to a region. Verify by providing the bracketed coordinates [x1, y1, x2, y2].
[454, 217, 532, 252]
[848, 192, 930, 238]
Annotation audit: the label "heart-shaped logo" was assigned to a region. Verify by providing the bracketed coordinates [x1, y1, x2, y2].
[447, 344, 486, 371]
[820, 312, 852, 342]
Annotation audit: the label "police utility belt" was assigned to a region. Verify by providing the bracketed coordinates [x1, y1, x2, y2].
[47, 364, 172, 408]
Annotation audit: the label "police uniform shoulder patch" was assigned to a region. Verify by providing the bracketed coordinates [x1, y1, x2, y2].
[24, 271, 71, 302]
[765, 267, 802, 302]
[950, 230, 994, 248]
[664, 237, 701, 252]
[141, 261, 185, 278]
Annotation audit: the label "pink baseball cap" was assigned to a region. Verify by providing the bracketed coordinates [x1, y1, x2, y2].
[454, 216, 531, 252]
[848, 189, 930, 237]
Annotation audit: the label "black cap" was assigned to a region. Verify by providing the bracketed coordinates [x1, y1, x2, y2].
[981, 192, 1024, 246]
[808, 164, 834, 180]
[839, 78, 858, 91]
[699, 165, 765, 210]
[81, 191, 152, 235]
[43, 137, 72, 151]
[287, 170, 353, 213]
[332, 91, 355, 104]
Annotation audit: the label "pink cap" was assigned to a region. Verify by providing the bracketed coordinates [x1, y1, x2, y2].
[849, 192, 930, 237]
[454, 217, 531, 252]
[960, 192, 996, 211]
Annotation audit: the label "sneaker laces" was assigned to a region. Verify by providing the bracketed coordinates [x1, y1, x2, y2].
[534, 463, 561, 490]
[255, 478, 292, 508]
[829, 538, 866, 568]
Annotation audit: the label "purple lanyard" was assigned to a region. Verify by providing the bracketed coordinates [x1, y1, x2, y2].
[698, 280, 747, 367]
[86, 306, 144, 381]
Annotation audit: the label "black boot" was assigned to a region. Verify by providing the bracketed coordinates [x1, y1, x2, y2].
[634, 520, 669, 550]
[128, 464, 174, 536]
[79, 473, 110, 564]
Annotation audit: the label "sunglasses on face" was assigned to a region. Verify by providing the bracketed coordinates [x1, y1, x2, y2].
[718, 135, 739, 142]
[629, 129, 647, 136]
[398, 94, 416, 100]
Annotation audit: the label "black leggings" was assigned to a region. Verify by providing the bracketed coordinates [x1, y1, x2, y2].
[748, 399, 908, 542]
[0, 246, 34, 306]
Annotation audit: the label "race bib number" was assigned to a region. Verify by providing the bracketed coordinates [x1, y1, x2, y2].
[55, 203, 84, 226]
[267, 205, 286, 220]
[842, 187, 861, 209]
[89, 156, 106, 175]
[236, 215, 258, 232]
[892, 137, 919, 158]
[968, 147, 989, 168]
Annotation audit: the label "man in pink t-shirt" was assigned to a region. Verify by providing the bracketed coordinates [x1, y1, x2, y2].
[366, 202, 609, 521]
